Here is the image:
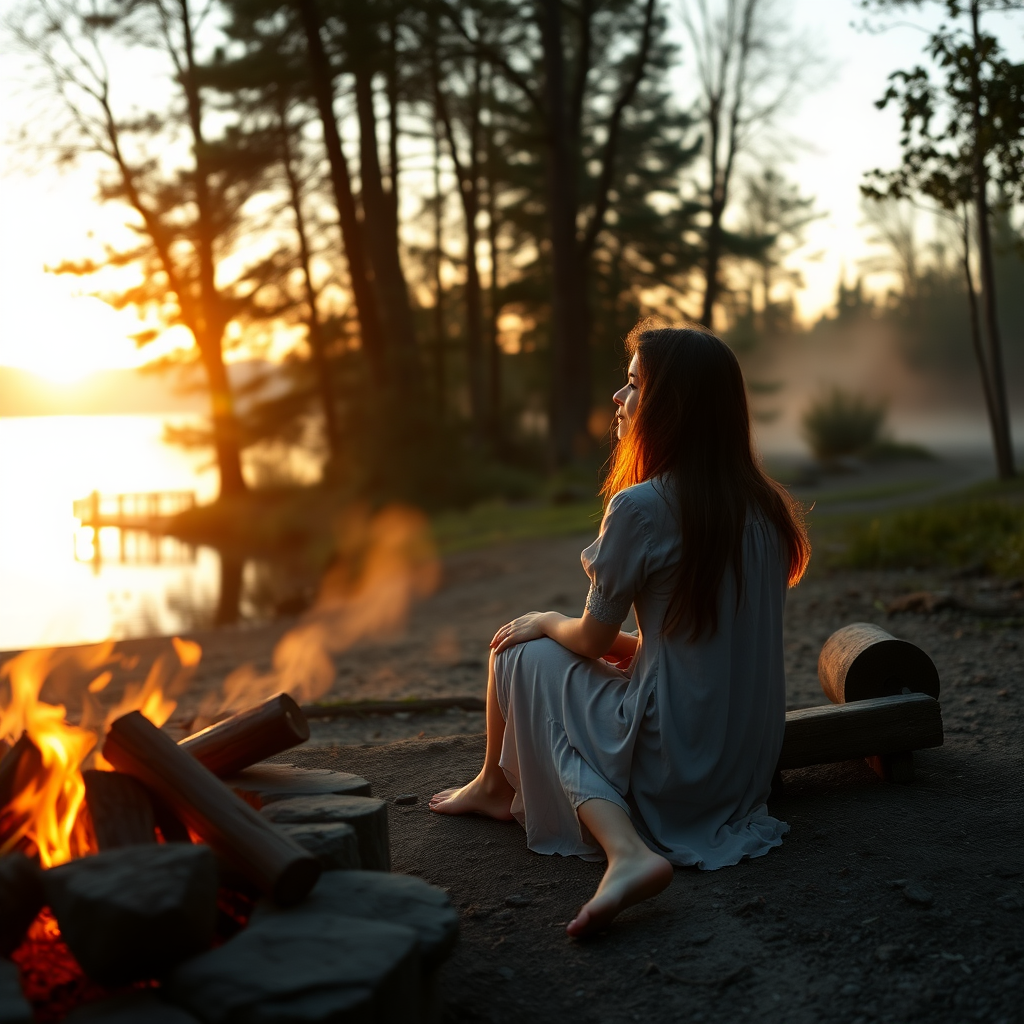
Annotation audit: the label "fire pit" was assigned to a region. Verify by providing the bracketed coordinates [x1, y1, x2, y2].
[0, 645, 458, 1023]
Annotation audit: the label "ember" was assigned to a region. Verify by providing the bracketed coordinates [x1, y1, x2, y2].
[9, 909, 151, 1024]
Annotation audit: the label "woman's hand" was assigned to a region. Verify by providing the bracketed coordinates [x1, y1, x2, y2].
[490, 611, 560, 654]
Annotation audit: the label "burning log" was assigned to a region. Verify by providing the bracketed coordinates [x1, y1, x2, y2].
[0, 733, 43, 811]
[82, 770, 157, 850]
[818, 622, 940, 704]
[0, 852, 45, 957]
[103, 711, 320, 906]
[178, 693, 310, 778]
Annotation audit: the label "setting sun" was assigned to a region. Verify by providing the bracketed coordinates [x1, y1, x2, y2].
[0, 280, 149, 383]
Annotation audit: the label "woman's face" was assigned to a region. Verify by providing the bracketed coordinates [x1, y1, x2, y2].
[612, 354, 640, 440]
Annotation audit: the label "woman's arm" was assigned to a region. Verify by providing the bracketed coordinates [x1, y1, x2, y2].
[490, 610, 630, 661]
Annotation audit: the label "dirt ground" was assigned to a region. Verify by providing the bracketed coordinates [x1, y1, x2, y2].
[3, 529, 1023, 1023]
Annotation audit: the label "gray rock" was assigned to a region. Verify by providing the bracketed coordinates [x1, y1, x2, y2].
[63, 991, 200, 1023]
[261, 795, 389, 871]
[394, 794, 418, 805]
[226, 765, 371, 808]
[252, 869, 458, 972]
[0, 853, 44, 957]
[44, 844, 218, 985]
[167, 911, 420, 1024]
[276, 822, 361, 870]
[903, 884, 935, 908]
[0, 957, 31, 1024]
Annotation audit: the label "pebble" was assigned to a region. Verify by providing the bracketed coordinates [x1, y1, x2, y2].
[504, 894, 531, 907]
[44, 844, 218, 985]
[841, 983, 862, 997]
[394, 794, 418, 805]
[995, 893, 1024, 911]
[497, 967, 515, 981]
[903, 884, 935, 908]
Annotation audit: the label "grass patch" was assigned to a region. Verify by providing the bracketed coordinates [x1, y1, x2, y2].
[802, 478, 939, 506]
[431, 499, 603, 554]
[832, 498, 1024, 576]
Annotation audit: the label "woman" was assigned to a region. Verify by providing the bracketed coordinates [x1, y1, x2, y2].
[430, 321, 809, 938]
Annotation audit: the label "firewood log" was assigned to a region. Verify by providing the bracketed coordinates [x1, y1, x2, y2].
[818, 622, 940, 704]
[0, 733, 42, 812]
[103, 712, 320, 907]
[82, 770, 157, 850]
[178, 693, 310, 777]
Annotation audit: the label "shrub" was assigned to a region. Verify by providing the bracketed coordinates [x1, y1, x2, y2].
[801, 388, 887, 463]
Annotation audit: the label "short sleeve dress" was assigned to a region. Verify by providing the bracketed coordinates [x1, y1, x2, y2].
[492, 477, 790, 870]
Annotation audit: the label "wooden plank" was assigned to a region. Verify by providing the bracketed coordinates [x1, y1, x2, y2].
[778, 693, 943, 772]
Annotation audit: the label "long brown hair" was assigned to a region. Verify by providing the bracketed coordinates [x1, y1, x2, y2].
[600, 319, 809, 641]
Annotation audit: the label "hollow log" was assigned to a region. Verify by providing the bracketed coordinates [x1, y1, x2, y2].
[778, 693, 943, 772]
[103, 712, 320, 907]
[82, 770, 157, 850]
[818, 622, 940, 704]
[179, 693, 310, 778]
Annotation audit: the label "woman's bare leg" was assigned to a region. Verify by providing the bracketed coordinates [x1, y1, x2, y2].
[566, 799, 673, 938]
[429, 649, 515, 819]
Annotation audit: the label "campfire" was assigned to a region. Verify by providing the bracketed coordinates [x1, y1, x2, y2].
[0, 643, 324, 1021]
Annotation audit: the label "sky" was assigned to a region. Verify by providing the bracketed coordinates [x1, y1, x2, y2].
[0, 0, 1021, 381]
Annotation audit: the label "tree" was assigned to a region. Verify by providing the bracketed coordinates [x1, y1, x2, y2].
[740, 166, 822, 329]
[8, 0, 288, 498]
[861, 0, 1024, 478]
[443, 0, 665, 464]
[679, 0, 816, 330]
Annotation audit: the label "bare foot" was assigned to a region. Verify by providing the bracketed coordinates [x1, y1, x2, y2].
[566, 846, 673, 938]
[428, 772, 515, 820]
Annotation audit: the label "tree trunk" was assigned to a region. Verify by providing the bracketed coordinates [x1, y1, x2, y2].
[486, 97, 502, 445]
[970, 1, 1015, 478]
[961, 206, 1004, 470]
[351, 60, 420, 386]
[538, 0, 591, 464]
[432, 114, 447, 419]
[436, 73, 486, 435]
[278, 105, 340, 465]
[177, 0, 246, 498]
[296, 0, 388, 388]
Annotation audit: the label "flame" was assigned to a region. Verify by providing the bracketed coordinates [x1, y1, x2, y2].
[0, 646, 110, 866]
[0, 637, 201, 865]
[194, 504, 439, 727]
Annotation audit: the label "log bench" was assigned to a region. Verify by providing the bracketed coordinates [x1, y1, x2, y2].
[776, 622, 945, 785]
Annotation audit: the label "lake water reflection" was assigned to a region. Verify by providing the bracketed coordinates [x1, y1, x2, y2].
[0, 415, 227, 650]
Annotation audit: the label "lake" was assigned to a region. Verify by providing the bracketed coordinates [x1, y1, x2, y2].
[0, 415, 225, 650]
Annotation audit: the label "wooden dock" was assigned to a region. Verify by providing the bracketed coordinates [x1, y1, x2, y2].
[73, 490, 196, 531]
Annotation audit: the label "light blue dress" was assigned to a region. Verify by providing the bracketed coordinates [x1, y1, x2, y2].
[493, 477, 790, 870]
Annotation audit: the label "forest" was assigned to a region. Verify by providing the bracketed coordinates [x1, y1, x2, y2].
[7, 0, 1024, 521]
